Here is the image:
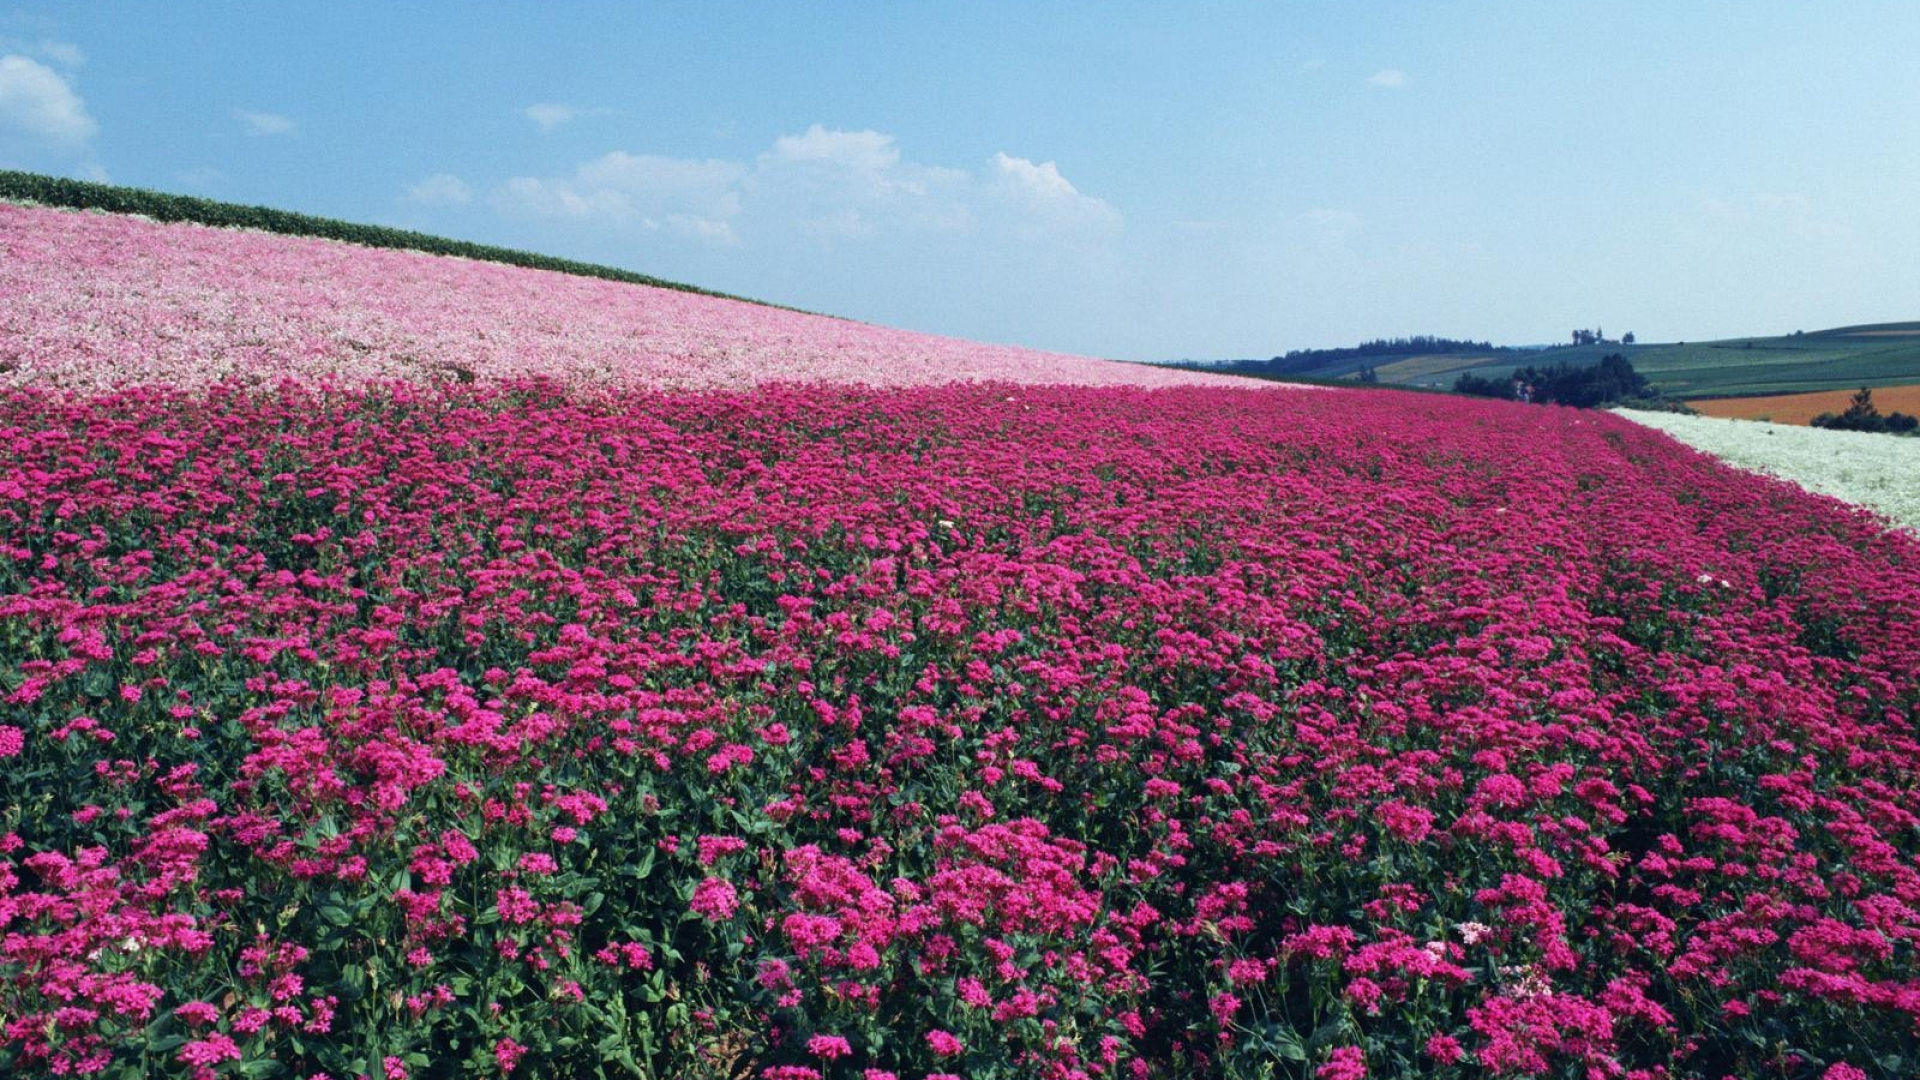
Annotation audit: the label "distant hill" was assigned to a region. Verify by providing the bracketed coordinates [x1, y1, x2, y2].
[1182, 323, 1920, 399]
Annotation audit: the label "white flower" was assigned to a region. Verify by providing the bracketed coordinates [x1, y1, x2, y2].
[1498, 963, 1553, 1000]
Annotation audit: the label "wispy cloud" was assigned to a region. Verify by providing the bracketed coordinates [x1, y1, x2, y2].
[987, 152, 1120, 237]
[521, 103, 579, 132]
[1367, 69, 1407, 89]
[405, 173, 473, 207]
[0, 53, 95, 143]
[233, 109, 294, 136]
[496, 152, 746, 243]
[0, 31, 82, 67]
[35, 39, 82, 67]
[520, 103, 620, 132]
[493, 125, 1121, 251]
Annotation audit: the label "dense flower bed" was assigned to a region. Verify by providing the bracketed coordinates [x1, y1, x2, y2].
[3, 380, 1916, 1079]
[0, 202, 1244, 394]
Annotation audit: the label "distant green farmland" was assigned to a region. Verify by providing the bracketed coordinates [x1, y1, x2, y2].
[1347, 324, 1920, 399]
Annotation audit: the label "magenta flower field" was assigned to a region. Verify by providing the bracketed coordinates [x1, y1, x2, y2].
[2, 207, 1918, 1080]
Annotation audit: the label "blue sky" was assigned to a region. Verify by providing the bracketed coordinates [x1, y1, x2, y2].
[3, 2, 1917, 361]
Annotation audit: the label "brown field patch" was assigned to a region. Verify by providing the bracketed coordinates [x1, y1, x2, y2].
[1692, 383, 1920, 425]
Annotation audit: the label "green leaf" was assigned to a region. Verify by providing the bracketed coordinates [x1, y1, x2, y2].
[1271, 1026, 1307, 1062]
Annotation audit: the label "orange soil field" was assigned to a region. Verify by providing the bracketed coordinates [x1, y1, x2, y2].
[1693, 384, 1920, 425]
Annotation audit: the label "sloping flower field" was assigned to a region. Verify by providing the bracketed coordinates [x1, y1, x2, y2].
[3, 205, 1920, 1080]
[0, 203, 1241, 393]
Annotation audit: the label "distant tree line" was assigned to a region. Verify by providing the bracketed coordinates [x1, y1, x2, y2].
[1453, 353, 1657, 408]
[1570, 327, 1635, 346]
[1812, 388, 1918, 435]
[1199, 336, 1505, 376]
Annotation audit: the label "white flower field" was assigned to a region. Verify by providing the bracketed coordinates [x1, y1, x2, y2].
[1617, 408, 1920, 533]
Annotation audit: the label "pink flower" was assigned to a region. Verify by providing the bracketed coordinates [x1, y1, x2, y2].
[174, 1001, 221, 1026]
[1226, 958, 1268, 985]
[495, 1037, 528, 1073]
[691, 877, 740, 921]
[1317, 1045, 1367, 1080]
[178, 1034, 242, 1067]
[1424, 1034, 1463, 1065]
[495, 887, 540, 924]
[926, 1030, 965, 1056]
[0, 726, 23, 758]
[806, 1034, 852, 1060]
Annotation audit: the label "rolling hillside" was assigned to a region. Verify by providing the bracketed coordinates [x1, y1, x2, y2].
[1229, 325, 1920, 400]
[0, 198, 1248, 394]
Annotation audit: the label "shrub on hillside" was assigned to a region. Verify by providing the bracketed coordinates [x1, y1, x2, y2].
[1811, 388, 1920, 435]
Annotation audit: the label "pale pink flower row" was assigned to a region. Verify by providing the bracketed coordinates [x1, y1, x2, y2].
[0, 203, 1261, 394]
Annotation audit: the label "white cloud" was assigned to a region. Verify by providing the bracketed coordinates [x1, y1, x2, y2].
[753, 126, 970, 224]
[496, 151, 746, 243]
[991, 152, 1078, 200]
[406, 173, 473, 206]
[493, 126, 1119, 249]
[1367, 69, 1407, 88]
[988, 152, 1120, 235]
[233, 109, 294, 136]
[521, 103, 578, 132]
[770, 125, 901, 173]
[0, 53, 94, 143]
[498, 176, 627, 220]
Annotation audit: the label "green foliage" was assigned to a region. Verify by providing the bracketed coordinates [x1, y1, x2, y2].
[1809, 387, 1920, 435]
[0, 169, 779, 310]
[1190, 337, 1509, 379]
[1454, 354, 1660, 409]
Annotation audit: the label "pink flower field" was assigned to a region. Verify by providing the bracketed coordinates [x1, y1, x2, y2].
[2, 205, 1919, 1080]
[0, 203, 1246, 393]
